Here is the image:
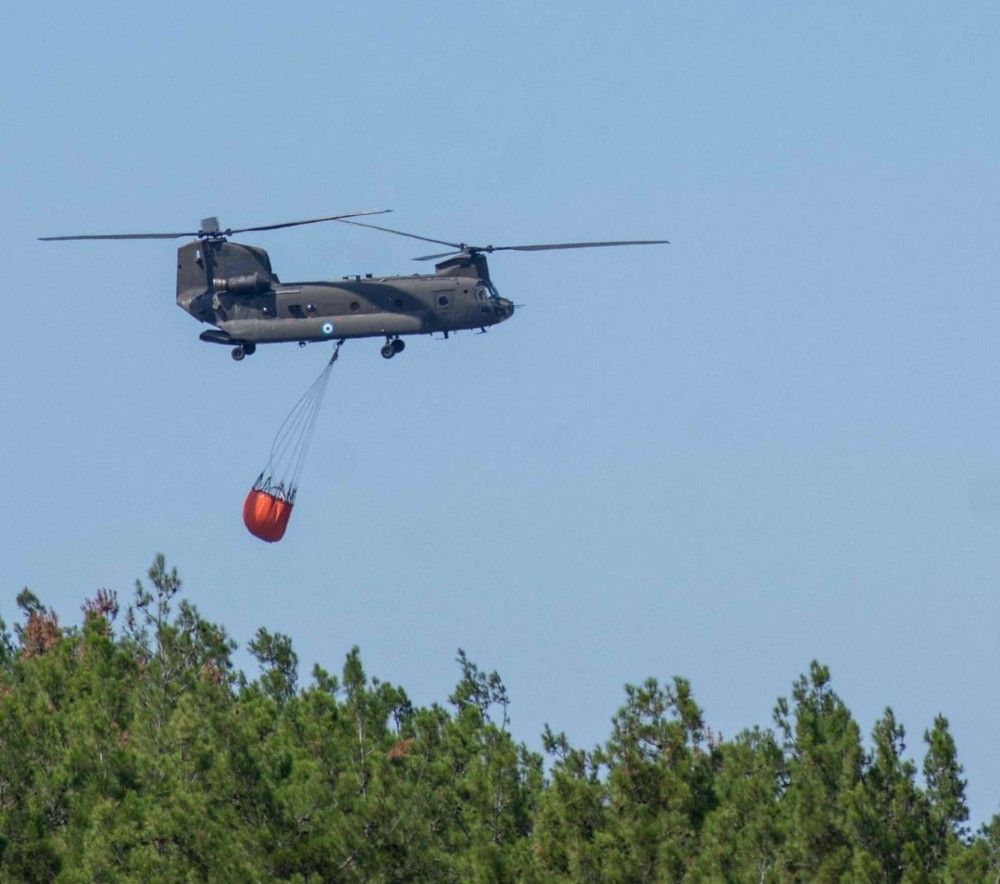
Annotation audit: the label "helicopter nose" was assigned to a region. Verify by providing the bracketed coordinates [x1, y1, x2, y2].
[499, 298, 515, 319]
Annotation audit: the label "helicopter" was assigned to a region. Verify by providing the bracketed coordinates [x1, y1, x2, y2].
[40, 211, 669, 361]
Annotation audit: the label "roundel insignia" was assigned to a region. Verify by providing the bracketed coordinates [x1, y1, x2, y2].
[321, 322, 334, 336]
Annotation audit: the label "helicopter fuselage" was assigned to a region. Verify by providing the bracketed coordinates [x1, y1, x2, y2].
[177, 238, 515, 360]
[204, 274, 514, 344]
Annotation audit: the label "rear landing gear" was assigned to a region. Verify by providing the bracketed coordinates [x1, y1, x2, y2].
[231, 342, 256, 361]
[380, 337, 405, 359]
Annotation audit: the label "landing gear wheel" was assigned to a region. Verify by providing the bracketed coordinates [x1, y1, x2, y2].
[380, 343, 395, 359]
[391, 338, 405, 354]
[243, 343, 256, 356]
[231, 345, 246, 361]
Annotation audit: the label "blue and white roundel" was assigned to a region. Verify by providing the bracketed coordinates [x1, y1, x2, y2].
[321, 322, 334, 336]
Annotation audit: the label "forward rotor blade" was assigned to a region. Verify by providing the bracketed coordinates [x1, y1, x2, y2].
[334, 219, 463, 251]
[333, 219, 670, 261]
[414, 250, 465, 261]
[491, 239, 670, 252]
[414, 239, 671, 261]
[39, 231, 197, 241]
[229, 209, 392, 235]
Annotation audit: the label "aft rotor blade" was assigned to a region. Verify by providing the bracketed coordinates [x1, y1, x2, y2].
[229, 209, 392, 235]
[39, 209, 393, 242]
[334, 219, 463, 251]
[39, 231, 197, 241]
[491, 239, 670, 252]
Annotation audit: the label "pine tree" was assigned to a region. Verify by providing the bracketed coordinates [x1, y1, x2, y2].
[773, 661, 865, 878]
[693, 727, 785, 882]
[2, 561, 998, 880]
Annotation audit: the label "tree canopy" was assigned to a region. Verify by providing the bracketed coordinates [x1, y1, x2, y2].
[0, 555, 997, 881]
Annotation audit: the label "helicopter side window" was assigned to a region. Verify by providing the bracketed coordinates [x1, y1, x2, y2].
[288, 305, 305, 318]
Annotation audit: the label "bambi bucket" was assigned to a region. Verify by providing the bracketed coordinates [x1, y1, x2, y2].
[243, 489, 294, 543]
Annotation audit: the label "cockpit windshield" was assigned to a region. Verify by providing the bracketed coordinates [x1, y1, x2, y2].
[476, 282, 501, 300]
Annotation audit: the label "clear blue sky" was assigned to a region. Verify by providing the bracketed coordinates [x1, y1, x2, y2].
[4, 1, 1000, 824]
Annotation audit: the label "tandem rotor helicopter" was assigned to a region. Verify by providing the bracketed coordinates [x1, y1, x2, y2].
[40, 211, 669, 361]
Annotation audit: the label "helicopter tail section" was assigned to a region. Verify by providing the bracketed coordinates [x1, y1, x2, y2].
[176, 240, 278, 323]
[176, 241, 213, 320]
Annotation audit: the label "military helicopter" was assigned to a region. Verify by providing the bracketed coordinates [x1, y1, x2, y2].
[40, 211, 669, 361]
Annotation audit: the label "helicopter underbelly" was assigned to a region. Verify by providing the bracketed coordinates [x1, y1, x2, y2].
[218, 312, 430, 343]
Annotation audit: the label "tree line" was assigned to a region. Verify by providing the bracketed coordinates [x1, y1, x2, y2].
[0, 555, 997, 881]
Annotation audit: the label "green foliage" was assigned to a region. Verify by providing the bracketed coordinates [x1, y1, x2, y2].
[248, 627, 298, 706]
[692, 727, 785, 881]
[1, 558, 998, 881]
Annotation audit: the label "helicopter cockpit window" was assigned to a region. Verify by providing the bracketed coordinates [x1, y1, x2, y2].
[476, 284, 500, 300]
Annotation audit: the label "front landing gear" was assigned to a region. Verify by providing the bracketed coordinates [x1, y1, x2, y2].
[380, 337, 405, 359]
[231, 342, 256, 361]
